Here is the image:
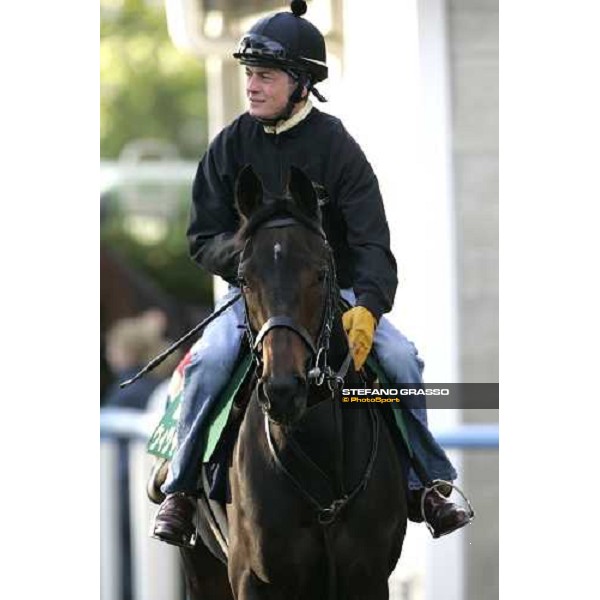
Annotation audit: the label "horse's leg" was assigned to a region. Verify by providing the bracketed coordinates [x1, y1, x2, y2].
[180, 544, 233, 600]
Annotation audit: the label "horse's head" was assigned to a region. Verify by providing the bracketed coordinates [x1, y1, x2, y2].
[235, 165, 334, 426]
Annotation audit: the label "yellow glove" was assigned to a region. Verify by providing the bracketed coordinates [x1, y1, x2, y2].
[342, 306, 377, 371]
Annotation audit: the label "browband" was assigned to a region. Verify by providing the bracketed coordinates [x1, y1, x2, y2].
[260, 216, 326, 240]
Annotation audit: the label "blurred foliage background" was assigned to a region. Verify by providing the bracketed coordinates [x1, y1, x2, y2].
[101, 188, 213, 305]
[101, 0, 208, 159]
[101, 0, 213, 397]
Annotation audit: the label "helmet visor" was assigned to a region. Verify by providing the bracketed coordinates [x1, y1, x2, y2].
[234, 34, 293, 62]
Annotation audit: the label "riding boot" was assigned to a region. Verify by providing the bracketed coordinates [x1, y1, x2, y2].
[153, 492, 197, 547]
[407, 487, 472, 538]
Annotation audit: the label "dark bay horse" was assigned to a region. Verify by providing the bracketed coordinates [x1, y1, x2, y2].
[221, 166, 407, 599]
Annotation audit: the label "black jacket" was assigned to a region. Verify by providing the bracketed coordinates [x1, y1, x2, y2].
[187, 107, 398, 319]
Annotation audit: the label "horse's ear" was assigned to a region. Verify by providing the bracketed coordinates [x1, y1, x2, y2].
[288, 166, 319, 221]
[235, 165, 263, 219]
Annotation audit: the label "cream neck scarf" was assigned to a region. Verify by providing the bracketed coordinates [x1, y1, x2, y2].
[262, 100, 314, 135]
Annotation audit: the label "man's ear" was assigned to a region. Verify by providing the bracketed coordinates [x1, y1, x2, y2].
[235, 165, 263, 219]
[288, 166, 319, 221]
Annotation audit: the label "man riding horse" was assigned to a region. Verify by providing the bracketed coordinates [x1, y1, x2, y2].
[154, 0, 472, 547]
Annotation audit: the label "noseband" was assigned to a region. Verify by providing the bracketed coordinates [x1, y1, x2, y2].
[237, 215, 342, 388]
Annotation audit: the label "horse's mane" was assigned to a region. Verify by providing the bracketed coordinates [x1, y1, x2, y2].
[236, 200, 322, 243]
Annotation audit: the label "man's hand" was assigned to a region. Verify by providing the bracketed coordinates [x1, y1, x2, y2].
[342, 306, 377, 371]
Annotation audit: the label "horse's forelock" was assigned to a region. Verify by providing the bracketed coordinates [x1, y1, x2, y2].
[235, 200, 321, 244]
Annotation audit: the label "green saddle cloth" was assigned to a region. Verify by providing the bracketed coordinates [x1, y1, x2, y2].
[146, 352, 254, 462]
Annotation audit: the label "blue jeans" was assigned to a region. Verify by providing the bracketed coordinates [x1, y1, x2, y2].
[163, 287, 456, 494]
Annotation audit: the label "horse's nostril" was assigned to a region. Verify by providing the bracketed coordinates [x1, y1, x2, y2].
[263, 374, 306, 402]
[266, 376, 295, 395]
[261, 374, 308, 424]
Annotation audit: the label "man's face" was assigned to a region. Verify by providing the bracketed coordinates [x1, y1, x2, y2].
[245, 66, 297, 120]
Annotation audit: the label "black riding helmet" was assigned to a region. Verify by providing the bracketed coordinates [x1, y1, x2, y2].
[233, 1, 328, 123]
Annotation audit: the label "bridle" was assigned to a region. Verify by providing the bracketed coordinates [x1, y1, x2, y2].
[237, 215, 350, 391]
[236, 211, 370, 522]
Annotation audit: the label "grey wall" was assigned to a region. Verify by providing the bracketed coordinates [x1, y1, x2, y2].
[447, 0, 498, 598]
[449, 0, 499, 384]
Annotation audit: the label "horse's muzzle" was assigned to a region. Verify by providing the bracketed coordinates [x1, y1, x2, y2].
[259, 374, 307, 425]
